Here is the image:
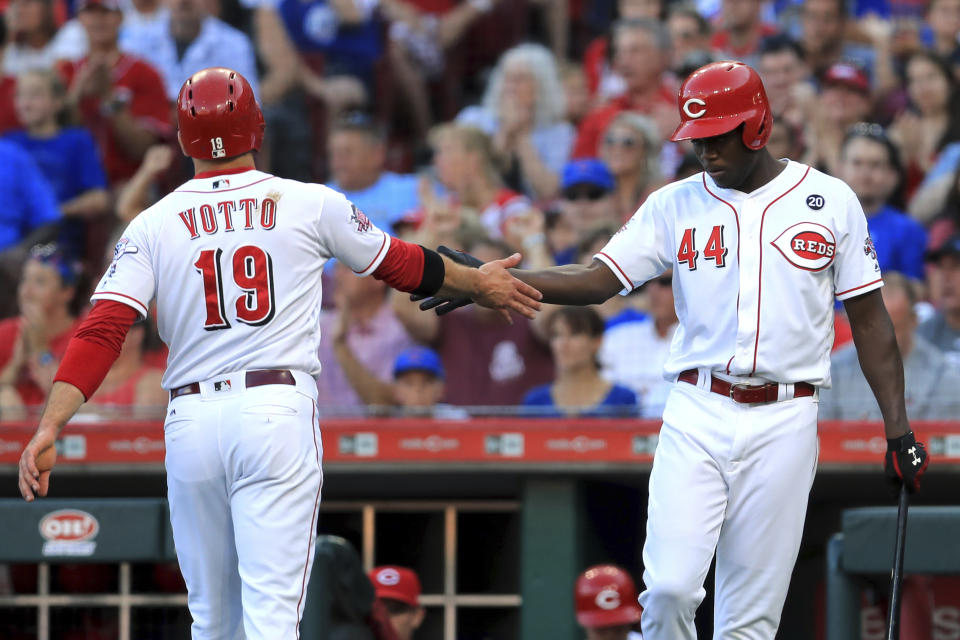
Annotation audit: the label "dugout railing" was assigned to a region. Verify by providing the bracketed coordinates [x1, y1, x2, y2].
[826, 506, 960, 639]
[0, 498, 525, 640]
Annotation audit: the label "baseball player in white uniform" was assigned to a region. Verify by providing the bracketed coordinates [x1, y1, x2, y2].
[421, 61, 930, 638]
[16, 67, 541, 640]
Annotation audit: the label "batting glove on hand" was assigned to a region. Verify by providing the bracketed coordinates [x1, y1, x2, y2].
[884, 431, 930, 493]
[411, 246, 484, 315]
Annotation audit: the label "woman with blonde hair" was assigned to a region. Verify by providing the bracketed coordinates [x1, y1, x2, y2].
[456, 43, 574, 201]
[599, 111, 663, 222]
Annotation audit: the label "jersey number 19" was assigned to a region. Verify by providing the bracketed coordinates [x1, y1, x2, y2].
[194, 245, 276, 330]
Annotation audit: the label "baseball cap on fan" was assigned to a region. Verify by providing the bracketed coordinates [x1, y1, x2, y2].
[77, 0, 122, 11]
[925, 234, 960, 263]
[369, 566, 421, 607]
[393, 347, 444, 380]
[562, 159, 615, 197]
[823, 62, 870, 94]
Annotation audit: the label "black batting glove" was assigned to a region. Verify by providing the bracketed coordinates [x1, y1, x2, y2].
[884, 431, 930, 493]
[411, 246, 484, 315]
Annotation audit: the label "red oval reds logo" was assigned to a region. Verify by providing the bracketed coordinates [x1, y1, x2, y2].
[771, 222, 837, 271]
[39, 510, 99, 542]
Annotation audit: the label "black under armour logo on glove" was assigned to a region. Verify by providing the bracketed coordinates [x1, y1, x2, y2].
[884, 431, 930, 493]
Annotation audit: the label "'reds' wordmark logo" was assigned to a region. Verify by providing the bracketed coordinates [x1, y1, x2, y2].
[771, 222, 836, 271]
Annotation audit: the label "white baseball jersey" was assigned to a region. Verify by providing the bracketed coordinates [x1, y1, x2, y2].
[92, 168, 390, 389]
[595, 160, 882, 387]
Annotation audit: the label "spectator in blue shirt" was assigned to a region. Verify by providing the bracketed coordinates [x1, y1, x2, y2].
[837, 122, 927, 280]
[5, 69, 109, 216]
[0, 140, 61, 251]
[327, 112, 420, 232]
[0, 139, 61, 317]
[523, 306, 637, 417]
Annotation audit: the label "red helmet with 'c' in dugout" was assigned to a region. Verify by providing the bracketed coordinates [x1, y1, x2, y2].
[670, 61, 773, 150]
[575, 564, 643, 629]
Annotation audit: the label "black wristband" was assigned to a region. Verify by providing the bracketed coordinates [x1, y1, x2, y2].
[412, 246, 445, 297]
[887, 431, 916, 452]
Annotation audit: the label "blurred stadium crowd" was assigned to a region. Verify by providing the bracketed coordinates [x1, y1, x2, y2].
[1, 0, 960, 419]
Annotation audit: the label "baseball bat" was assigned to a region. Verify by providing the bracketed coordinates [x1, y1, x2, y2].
[886, 483, 910, 640]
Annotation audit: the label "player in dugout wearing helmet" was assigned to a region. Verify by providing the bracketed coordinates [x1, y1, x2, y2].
[417, 61, 930, 639]
[576, 565, 644, 640]
[17, 67, 541, 640]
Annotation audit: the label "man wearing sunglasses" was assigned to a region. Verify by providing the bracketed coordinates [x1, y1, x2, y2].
[559, 158, 618, 242]
[420, 61, 929, 639]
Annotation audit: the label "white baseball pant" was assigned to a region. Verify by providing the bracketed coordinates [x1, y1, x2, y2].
[163, 370, 323, 640]
[639, 373, 819, 639]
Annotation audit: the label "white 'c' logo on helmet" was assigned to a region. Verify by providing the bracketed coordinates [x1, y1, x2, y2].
[595, 588, 621, 610]
[683, 98, 707, 119]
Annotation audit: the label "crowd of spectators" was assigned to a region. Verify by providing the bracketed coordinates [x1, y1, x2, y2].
[2, 0, 960, 419]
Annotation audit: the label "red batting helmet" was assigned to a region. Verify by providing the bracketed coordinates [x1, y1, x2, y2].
[177, 67, 264, 160]
[670, 61, 773, 150]
[575, 565, 643, 629]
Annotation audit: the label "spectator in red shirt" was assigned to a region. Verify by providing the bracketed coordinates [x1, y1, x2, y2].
[59, 0, 171, 185]
[581, 0, 665, 102]
[0, 243, 84, 415]
[573, 18, 677, 159]
[709, 0, 779, 66]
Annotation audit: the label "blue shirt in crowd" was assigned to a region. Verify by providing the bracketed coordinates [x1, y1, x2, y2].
[0, 140, 61, 251]
[4, 128, 107, 204]
[522, 383, 638, 417]
[866, 205, 928, 280]
[330, 172, 420, 232]
[277, 0, 382, 78]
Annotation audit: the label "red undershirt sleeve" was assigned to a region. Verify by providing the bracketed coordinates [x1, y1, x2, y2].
[371, 238, 443, 295]
[54, 300, 139, 401]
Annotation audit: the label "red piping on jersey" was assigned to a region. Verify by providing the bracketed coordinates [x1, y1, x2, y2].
[597, 252, 632, 288]
[751, 166, 811, 375]
[836, 278, 883, 297]
[94, 290, 149, 315]
[296, 401, 323, 639]
[702, 174, 741, 374]
[175, 176, 275, 194]
[372, 238, 426, 292]
[357, 233, 389, 274]
[193, 166, 256, 179]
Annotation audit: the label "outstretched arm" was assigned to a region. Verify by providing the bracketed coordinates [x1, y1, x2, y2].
[509, 260, 624, 306]
[372, 240, 543, 319]
[413, 251, 625, 315]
